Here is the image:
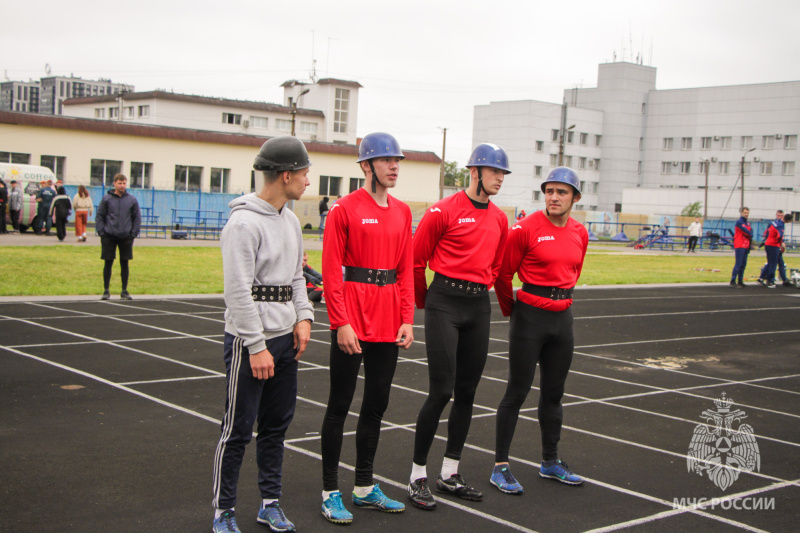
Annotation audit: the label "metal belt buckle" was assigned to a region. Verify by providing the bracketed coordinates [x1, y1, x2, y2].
[375, 269, 389, 287]
[465, 282, 478, 294]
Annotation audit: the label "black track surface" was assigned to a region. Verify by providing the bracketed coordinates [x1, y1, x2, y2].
[2, 286, 798, 532]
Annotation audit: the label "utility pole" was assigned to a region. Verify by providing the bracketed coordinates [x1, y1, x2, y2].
[438, 127, 447, 200]
[290, 88, 311, 138]
[702, 158, 709, 219]
[740, 147, 756, 209]
[558, 101, 575, 166]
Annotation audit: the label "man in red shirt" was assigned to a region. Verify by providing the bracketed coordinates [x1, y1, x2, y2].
[730, 207, 753, 288]
[407, 144, 510, 510]
[491, 167, 589, 494]
[320, 132, 414, 524]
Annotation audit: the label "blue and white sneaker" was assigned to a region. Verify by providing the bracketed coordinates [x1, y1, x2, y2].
[257, 502, 296, 532]
[539, 459, 583, 485]
[352, 484, 405, 513]
[212, 509, 241, 533]
[321, 491, 353, 524]
[490, 464, 524, 494]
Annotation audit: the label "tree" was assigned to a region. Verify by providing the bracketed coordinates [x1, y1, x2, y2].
[681, 201, 702, 217]
[443, 161, 470, 188]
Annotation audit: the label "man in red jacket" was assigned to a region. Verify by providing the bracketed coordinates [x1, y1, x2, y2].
[407, 144, 510, 510]
[730, 207, 753, 288]
[320, 132, 414, 524]
[491, 167, 589, 494]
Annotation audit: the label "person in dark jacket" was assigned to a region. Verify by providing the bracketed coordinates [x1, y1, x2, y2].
[96, 174, 141, 300]
[49, 186, 73, 241]
[729, 207, 753, 288]
[0, 179, 8, 234]
[35, 179, 57, 235]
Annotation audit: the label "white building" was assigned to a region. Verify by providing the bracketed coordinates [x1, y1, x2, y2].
[473, 62, 800, 219]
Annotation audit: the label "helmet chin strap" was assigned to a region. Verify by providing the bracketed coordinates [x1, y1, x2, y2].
[369, 160, 384, 193]
[476, 167, 485, 197]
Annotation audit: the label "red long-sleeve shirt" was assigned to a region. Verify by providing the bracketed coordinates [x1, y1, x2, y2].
[322, 187, 414, 342]
[495, 210, 589, 316]
[413, 191, 509, 309]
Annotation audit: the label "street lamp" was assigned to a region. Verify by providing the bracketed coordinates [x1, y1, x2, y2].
[740, 147, 756, 209]
[438, 127, 447, 200]
[290, 88, 310, 137]
[700, 158, 709, 218]
[558, 124, 575, 166]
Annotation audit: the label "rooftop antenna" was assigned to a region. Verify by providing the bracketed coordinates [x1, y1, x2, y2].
[310, 31, 318, 82]
[45, 63, 52, 75]
[3, 69, 8, 81]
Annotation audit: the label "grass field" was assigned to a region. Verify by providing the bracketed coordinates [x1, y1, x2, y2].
[2, 244, 790, 296]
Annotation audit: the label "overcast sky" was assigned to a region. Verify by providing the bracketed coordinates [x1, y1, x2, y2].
[4, 0, 799, 165]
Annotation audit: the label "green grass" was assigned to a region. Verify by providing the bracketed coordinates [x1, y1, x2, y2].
[1, 245, 786, 296]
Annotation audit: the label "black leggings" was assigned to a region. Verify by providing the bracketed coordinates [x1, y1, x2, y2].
[496, 302, 574, 463]
[320, 331, 398, 490]
[103, 259, 129, 290]
[687, 236, 699, 252]
[413, 282, 491, 465]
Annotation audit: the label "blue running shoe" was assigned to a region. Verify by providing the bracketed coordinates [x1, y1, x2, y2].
[352, 484, 405, 513]
[321, 491, 353, 524]
[257, 502, 296, 532]
[490, 464, 524, 494]
[539, 459, 583, 485]
[212, 509, 241, 533]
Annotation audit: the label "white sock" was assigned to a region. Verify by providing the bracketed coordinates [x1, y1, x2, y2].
[262, 498, 277, 509]
[441, 458, 459, 479]
[322, 490, 339, 501]
[214, 508, 233, 520]
[353, 485, 374, 498]
[410, 462, 427, 484]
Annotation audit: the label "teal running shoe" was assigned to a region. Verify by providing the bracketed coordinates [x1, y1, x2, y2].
[321, 491, 353, 524]
[490, 464, 524, 494]
[352, 484, 405, 512]
[539, 459, 583, 485]
[212, 509, 241, 533]
[257, 502, 296, 532]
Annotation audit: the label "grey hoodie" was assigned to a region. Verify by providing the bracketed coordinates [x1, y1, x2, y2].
[222, 193, 314, 353]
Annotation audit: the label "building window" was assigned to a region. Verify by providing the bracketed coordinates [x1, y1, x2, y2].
[40, 155, 66, 181]
[579, 133, 588, 146]
[699, 161, 708, 174]
[741, 136, 753, 149]
[210, 167, 230, 193]
[564, 155, 573, 167]
[549, 154, 558, 166]
[251, 170, 256, 193]
[109, 107, 119, 119]
[701, 137, 712, 150]
[720, 136, 731, 150]
[300, 122, 318, 135]
[719, 162, 730, 174]
[0, 151, 31, 164]
[90, 159, 123, 187]
[129, 162, 152, 188]
[681, 137, 692, 150]
[579, 181, 586, 192]
[762, 135, 775, 149]
[319, 175, 342, 196]
[222, 113, 241, 125]
[349, 177, 365, 193]
[138, 105, 150, 117]
[782, 162, 796, 175]
[661, 162, 672, 175]
[124, 106, 134, 119]
[663, 138, 673, 151]
[275, 119, 291, 132]
[566, 131, 574, 144]
[533, 191, 540, 202]
[595, 134, 602, 147]
[174, 165, 202, 192]
[784, 135, 797, 149]
[95, 108, 105, 119]
[680, 162, 691, 174]
[578, 157, 586, 170]
[551, 129, 559, 142]
[535, 140, 544, 152]
[334, 88, 349, 134]
[594, 158, 600, 171]
[534, 165, 542, 177]
[760, 162, 773, 175]
[250, 116, 268, 128]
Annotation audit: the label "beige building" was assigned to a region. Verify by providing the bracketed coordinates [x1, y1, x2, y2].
[0, 110, 444, 226]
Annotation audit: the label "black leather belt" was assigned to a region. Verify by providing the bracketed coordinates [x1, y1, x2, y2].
[344, 266, 397, 286]
[521, 283, 574, 301]
[433, 272, 488, 294]
[251, 285, 293, 302]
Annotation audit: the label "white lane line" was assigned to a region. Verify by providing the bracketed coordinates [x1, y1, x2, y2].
[100, 300, 226, 325]
[489, 305, 800, 323]
[119, 375, 225, 386]
[8, 334, 226, 349]
[11, 311, 222, 320]
[577, 328, 800, 349]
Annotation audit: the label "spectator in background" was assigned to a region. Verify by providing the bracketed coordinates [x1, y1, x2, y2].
[686, 217, 702, 253]
[96, 174, 141, 300]
[9, 180, 22, 233]
[0, 179, 7, 234]
[303, 252, 324, 304]
[730, 207, 752, 288]
[763, 213, 793, 288]
[35, 179, 57, 235]
[73, 185, 93, 242]
[319, 196, 330, 229]
[49, 186, 73, 241]
[516, 209, 526, 222]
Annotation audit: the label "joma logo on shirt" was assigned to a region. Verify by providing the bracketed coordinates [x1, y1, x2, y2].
[458, 218, 476, 224]
[538, 235, 555, 243]
[362, 218, 379, 224]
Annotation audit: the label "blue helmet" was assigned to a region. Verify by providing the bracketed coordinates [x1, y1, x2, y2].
[541, 167, 581, 194]
[466, 143, 511, 174]
[357, 132, 405, 162]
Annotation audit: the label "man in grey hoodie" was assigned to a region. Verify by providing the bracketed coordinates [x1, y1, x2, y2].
[212, 136, 314, 533]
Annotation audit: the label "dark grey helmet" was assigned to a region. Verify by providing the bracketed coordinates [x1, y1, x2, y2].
[253, 136, 312, 172]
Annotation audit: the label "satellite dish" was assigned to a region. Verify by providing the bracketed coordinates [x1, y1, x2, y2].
[45, 63, 52, 75]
